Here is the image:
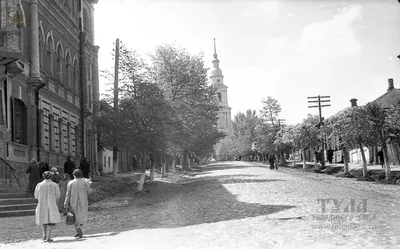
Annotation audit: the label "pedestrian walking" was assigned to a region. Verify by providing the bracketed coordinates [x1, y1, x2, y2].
[39, 158, 50, 175]
[64, 169, 92, 239]
[50, 167, 61, 184]
[26, 158, 42, 198]
[268, 153, 276, 170]
[78, 157, 90, 179]
[34, 171, 61, 242]
[64, 156, 76, 179]
[327, 147, 334, 164]
[377, 149, 384, 168]
[58, 174, 70, 213]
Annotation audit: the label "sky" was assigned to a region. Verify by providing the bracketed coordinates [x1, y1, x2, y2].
[94, 0, 400, 125]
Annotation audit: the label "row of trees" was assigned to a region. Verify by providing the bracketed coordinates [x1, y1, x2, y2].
[218, 97, 400, 181]
[96, 43, 225, 190]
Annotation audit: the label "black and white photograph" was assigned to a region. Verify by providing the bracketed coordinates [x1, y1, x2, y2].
[1, 0, 400, 248]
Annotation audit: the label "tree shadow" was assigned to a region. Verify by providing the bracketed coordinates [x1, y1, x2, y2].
[80, 173, 295, 235]
[1, 166, 294, 244]
[196, 164, 265, 172]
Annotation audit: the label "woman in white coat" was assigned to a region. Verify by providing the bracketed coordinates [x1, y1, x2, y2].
[64, 169, 92, 238]
[34, 171, 61, 242]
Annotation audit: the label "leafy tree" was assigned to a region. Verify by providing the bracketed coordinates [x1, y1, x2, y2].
[364, 102, 395, 181]
[327, 107, 373, 178]
[259, 97, 286, 164]
[149, 44, 224, 169]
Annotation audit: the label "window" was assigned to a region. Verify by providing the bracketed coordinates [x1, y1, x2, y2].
[217, 93, 222, 102]
[12, 99, 26, 145]
[46, 37, 54, 76]
[65, 54, 71, 87]
[56, 46, 63, 81]
[42, 105, 50, 147]
[71, 115, 76, 153]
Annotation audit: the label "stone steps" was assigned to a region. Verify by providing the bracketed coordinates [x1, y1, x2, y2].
[0, 192, 31, 199]
[0, 209, 35, 218]
[0, 187, 37, 217]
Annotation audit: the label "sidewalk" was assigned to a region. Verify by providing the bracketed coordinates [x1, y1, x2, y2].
[286, 160, 400, 172]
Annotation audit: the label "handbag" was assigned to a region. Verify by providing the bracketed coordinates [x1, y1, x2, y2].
[66, 208, 75, 225]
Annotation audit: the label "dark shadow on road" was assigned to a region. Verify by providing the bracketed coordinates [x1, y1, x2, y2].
[79, 172, 295, 235]
[1, 163, 293, 243]
[196, 164, 265, 172]
[217, 178, 284, 184]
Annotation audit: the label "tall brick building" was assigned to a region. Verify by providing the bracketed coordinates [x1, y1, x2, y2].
[0, 0, 99, 187]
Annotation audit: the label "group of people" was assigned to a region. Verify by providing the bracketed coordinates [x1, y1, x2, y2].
[26, 156, 92, 242]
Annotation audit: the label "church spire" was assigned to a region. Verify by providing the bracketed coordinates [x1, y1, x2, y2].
[212, 38, 221, 73]
[214, 38, 217, 58]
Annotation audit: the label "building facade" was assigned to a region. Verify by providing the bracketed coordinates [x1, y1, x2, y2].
[210, 39, 231, 160]
[0, 0, 99, 188]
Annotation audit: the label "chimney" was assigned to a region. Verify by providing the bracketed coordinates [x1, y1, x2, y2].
[350, 98, 358, 107]
[388, 78, 394, 92]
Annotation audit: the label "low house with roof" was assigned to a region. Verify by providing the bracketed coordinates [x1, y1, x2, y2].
[371, 78, 400, 165]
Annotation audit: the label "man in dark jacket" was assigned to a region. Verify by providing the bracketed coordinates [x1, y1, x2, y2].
[26, 158, 42, 197]
[79, 157, 90, 178]
[39, 158, 50, 175]
[64, 156, 76, 179]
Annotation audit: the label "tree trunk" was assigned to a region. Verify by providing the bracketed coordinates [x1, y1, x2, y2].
[187, 153, 192, 169]
[373, 145, 378, 165]
[149, 152, 156, 183]
[279, 150, 286, 165]
[359, 143, 368, 178]
[341, 146, 349, 174]
[302, 148, 307, 170]
[313, 148, 318, 169]
[182, 151, 189, 171]
[136, 154, 146, 192]
[382, 143, 391, 181]
[112, 149, 118, 181]
[162, 153, 167, 178]
[171, 155, 176, 173]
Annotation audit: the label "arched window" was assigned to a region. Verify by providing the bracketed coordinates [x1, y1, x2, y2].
[73, 60, 78, 92]
[65, 53, 71, 87]
[56, 46, 63, 81]
[12, 99, 27, 145]
[46, 37, 54, 76]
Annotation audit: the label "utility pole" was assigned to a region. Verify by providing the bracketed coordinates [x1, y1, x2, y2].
[113, 38, 120, 181]
[308, 95, 330, 168]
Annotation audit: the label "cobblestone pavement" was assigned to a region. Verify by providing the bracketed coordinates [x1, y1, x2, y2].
[1, 161, 399, 249]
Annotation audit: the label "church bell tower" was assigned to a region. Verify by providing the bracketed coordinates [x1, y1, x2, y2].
[210, 39, 231, 135]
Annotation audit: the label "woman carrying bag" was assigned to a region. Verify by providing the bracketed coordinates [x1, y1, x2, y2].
[64, 169, 92, 238]
[34, 171, 61, 242]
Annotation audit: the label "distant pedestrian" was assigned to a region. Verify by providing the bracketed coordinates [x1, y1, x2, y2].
[26, 158, 42, 198]
[268, 153, 276, 170]
[377, 149, 384, 168]
[79, 157, 90, 179]
[327, 147, 334, 164]
[64, 169, 92, 239]
[315, 150, 319, 163]
[34, 171, 61, 242]
[64, 156, 76, 179]
[58, 174, 70, 213]
[50, 167, 61, 184]
[39, 158, 50, 175]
